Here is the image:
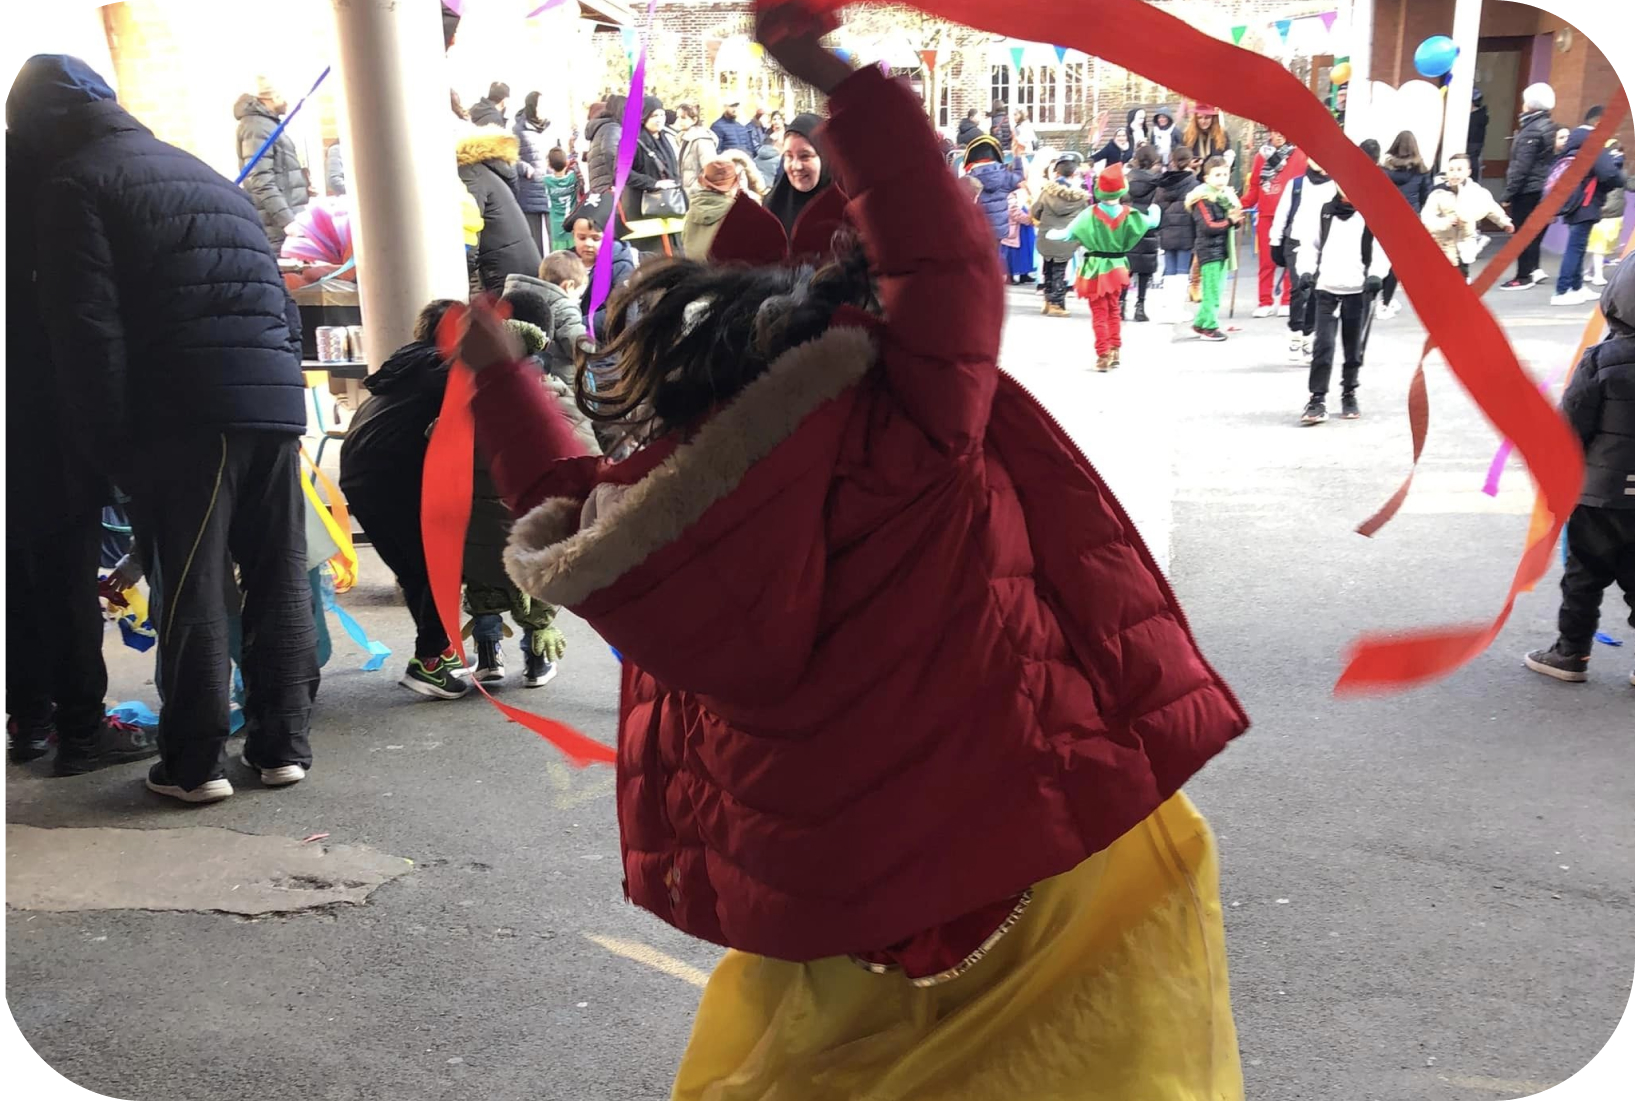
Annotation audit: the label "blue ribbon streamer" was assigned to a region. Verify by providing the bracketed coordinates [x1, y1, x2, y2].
[234, 66, 333, 186]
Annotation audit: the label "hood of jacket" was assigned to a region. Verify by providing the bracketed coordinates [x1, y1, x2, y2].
[364, 340, 448, 397]
[1156, 168, 1198, 200]
[1126, 166, 1161, 206]
[457, 128, 521, 168]
[585, 113, 618, 145]
[686, 186, 738, 227]
[6, 54, 119, 159]
[233, 93, 280, 125]
[1038, 179, 1088, 211]
[1604, 259, 1635, 335]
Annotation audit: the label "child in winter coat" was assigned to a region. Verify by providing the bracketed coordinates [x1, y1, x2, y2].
[1052, 163, 1150, 370]
[1123, 145, 1163, 321]
[1586, 140, 1627, 287]
[962, 134, 1025, 248]
[542, 147, 581, 253]
[1296, 187, 1392, 425]
[455, 15, 1246, 1096]
[502, 251, 590, 381]
[1421, 152, 1513, 278]
[1031, 152, 1089, 317]
[1524, 261, 1635, 686]
[1155, 149, 1199, 309]
[1186, 155, 1243, 341]
[1272, 160, 1338, 361]
[1001, 184, 1037, 285]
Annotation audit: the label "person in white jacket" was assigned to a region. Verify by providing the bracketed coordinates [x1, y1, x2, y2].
[1421, 152, 1514, 278]
[1296, 188, 1391, 425]
[1271, 162, 1338, 361]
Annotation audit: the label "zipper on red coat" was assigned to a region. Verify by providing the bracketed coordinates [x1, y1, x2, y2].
[1000, 370, 1250, 724]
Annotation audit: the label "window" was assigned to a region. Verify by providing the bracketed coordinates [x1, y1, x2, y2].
[989, 65, 1010, 111]
[1015, 67, 1037, 119]
[1034, 65, 1059, 124]
[1062, 61, 1089, 125]
[938, 81, 951, 128]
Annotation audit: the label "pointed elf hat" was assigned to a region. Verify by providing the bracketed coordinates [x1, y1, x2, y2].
[1094, 162, 1129, 201]
[706, 188, 851, 266]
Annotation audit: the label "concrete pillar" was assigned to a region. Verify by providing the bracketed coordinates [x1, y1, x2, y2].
[1345, 0, 1376, 142]
[1441, 0, 1483, 169]
[329, 0, 468, 371]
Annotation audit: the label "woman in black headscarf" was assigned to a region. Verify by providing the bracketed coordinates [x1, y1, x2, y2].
[1094, 126, 1133, 170]
[765, 111, 833, 237]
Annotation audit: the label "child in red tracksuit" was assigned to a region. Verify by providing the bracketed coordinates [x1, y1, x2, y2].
[453, 11, 1246, 1097]
[1241, 131, 1306, 315]
[1049, 163, 1150, 371]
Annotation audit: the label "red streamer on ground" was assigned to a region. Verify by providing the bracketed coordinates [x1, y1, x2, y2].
[782, 0, 1604, 694]
[424, 305, 616, 767]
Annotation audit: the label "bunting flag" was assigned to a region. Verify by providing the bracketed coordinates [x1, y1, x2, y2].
[1273, 18, 1291, 42]
[525, 0, 569, 16]
[1054, 44, 1068, 64]
[782, 0, 1601, 694]
[619, 25, 639, 59]
[1010, 45, 1026, 71]
[1231, 25, 1247, 46]
[1319, 11, 1338, 33]
[919, 48, 939, 71]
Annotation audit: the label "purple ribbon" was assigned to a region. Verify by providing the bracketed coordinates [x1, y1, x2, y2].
[585, 0, 657, 343]
[525, 0, 569, 16]
[1482, 374, 1562, 497]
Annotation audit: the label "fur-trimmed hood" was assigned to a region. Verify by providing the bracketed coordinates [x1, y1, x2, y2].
[456, 128, 521, 167]
[1185, 182, 1238, 210]
[506, 326, 876, 621]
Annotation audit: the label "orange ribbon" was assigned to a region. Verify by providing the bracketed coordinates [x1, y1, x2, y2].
[424, 305, 615, 767]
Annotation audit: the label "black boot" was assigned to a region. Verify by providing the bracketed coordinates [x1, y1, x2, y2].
[1133, 302, 1150, 323]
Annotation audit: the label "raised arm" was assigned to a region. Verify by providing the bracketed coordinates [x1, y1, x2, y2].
[816, 55, 1002, 454]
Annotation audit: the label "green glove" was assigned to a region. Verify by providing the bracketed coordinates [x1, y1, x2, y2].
[529, 625, 568, 663]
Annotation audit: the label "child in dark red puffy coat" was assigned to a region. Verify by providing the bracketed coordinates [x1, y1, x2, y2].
[457, 11, 1248, 1097]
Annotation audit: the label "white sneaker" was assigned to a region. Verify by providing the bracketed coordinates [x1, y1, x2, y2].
[1531, 269, 1550, 286]
[1302, 337, 1314, 357]
[1474, 233, 1492, 257]
[1252, 305, 1276, 318]
[241, 754, 307, 787]
[1276, 304, 1290, 316]
[146, 763, 234, 804]
[1287, 335, 1306, 362]
[1590, 275, 1608, 286]
[1375, 300, 1391, 320]
[1551, 291, 1586, 306]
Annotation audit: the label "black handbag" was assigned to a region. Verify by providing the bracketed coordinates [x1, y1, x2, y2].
[641, 187, 687, 219]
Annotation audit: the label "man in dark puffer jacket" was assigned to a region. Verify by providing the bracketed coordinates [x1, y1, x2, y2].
[1524, 261, 1635, 686]
[9, 55, 319, 804]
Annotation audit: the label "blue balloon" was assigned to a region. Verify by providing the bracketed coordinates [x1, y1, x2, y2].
[1414, 35, 1459, 79]
[833, 47, 852, 63]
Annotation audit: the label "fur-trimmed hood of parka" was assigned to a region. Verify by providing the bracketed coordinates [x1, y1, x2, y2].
[456, 128, 521, 168]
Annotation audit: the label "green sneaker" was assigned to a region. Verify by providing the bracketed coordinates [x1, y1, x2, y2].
[400, 655, 471, 700]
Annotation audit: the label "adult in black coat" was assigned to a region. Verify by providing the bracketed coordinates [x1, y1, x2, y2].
[955, 109, 983, 150]
[9, 54, 318, 801]
[989, 99, 1013, 156]
[1123, 146, 1163, 321]
[458, 126, 544, 294]
[469, 82, 510, 127]
[1502, 83, 1559, 287]
[1525, 261, 1635, 680]
[5, 130, 155, 775]
[624, 96, 682, 224]
[1378, 130, 1433, 312]
[1466, 87, 1490, 171]
[1155, 158, 1200, 279]
[585, 94, 625, 195]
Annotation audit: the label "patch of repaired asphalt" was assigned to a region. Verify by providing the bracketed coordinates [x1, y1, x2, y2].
[6, 825, 410, 915]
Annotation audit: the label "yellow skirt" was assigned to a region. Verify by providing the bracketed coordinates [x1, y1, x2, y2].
[672, 794, 1242, 1101]
[1587, 217, 1623, 256]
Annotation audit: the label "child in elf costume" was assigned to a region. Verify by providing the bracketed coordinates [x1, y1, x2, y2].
[1186, 155, 1244, 342]
[1051, 163, 1150, 371]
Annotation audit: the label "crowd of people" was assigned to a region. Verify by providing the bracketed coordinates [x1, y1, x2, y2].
[7, 2, 1633, 1092]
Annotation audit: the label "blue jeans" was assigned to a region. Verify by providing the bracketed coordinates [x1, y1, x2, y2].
[1164, 249, 1193, 277]
[1557, 221, 1593, 295]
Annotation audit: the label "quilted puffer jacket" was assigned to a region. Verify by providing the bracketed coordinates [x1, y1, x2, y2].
[458, 128, 543, 294]
[1562, 269, 1635, 509]
[967, 159, 1023, 241]
[13, 55, 306, 474]
[473, 67, 1248, 963]
[233, 94, 309, 249]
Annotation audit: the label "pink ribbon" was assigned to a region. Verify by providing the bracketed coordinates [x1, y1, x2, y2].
[585, 0, 657, 339]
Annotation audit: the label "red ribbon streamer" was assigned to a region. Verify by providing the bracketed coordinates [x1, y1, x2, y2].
[424, 305, 616, 767]
[785, 0, 1601, 693]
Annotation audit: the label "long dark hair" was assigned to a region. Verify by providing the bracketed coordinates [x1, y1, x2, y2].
[576, 240, 877, 436]
[1386, 129, 1426, 172]
[522, 90, 547, 129]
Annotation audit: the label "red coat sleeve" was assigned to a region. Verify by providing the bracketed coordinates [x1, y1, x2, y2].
[472, 359, 596, 514]
[1241, 153, 1266, 211]
[824, 67, 1002, 456]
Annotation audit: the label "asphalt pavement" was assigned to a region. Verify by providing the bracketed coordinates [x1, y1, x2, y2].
[7, 251, 1632, 1101]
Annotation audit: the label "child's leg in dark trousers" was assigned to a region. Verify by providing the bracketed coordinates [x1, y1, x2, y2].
[348, 489, 449, 660]
[1380, 271, 1398, 307]
[1337, 291, 1369, 393]
[1556, 506, 1635, 654]
[1307, 291, 1342, 394]
[1135, 272, 1152, 313]
[1042, 259, 1066, 306]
